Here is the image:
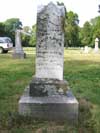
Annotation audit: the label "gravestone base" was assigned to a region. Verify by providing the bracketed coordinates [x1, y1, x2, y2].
[94, 49, 99, 54]
[29, 78, 69, 97]
[12, 52, 26, 59]
[19, 86, 78, 124]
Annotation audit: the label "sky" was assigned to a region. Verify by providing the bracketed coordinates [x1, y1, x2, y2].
[0, 0, 99, 27]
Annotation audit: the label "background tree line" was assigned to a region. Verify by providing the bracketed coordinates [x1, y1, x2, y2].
[0, 18, 36, 47]
[0, 11, 100, 47]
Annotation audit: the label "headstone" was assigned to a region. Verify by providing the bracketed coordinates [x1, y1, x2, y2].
[36, 3, 64, 80]
[12, 30, 26, 59]
[84, 46, 89, 54]
[19, 2, 78, 123]
[94, 38, 99, 53]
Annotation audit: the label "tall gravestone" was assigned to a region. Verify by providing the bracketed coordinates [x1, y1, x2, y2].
[12, 29, 26, 59]
[94, 38, 99, 53]
[19, 2, 78, 123]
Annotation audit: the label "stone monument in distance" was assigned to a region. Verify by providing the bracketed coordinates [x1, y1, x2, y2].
[94, 38, 99, 53]
[12, 29, 26, 59]
[19, 2, 78, 123]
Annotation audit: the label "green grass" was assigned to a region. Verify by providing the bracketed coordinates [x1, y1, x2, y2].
[0, 48, 100, 132]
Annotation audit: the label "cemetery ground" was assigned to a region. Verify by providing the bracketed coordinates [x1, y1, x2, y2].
[0, 47, 100, 133]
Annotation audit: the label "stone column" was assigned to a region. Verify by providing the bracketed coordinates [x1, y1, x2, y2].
[19, 2, 78, 123]
[94, 38, 99, 53]
[12, 30, 26, 59]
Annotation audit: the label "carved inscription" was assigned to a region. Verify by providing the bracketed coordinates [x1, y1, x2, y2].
[36, 3, 65, 80]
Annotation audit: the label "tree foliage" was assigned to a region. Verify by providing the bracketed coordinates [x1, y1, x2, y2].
[91, 17, 100, 39]
[79, 16, 100, 47]
[4, 18, 23, 45]
[80, 21, 93, 46]
[64, 11, 80, 47]
[29, 25, 36, 47]
[21, 26, 31, 47]
[0, 23, 6, 36]
[4, 18, 22, 32]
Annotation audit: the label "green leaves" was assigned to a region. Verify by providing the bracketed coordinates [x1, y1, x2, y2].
[64, 11, 80, 47]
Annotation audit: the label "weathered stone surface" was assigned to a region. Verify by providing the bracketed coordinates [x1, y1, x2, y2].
[19, 87, 78, 123]
[12, 30, 26, 59]
[29, 78, 69, 96]
[18, 2, 78, 123]
[35, 2, 65, 80]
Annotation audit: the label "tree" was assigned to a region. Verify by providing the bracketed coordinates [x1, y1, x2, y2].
[21, 26, 31, 46]
[29, 25, 36, 47]
[5, 18, 22, 31]
[0, 22, 6, 36]
[90, 16, 100, 47]
[64, 11, 80, 47]
[91, 17, 100, 38]
[80, 21, 93, 46]
[4, 18, 23, 45]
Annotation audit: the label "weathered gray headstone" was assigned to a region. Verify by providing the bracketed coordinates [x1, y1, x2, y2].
[35, 3, 64, 80]
[94, 38, 99, 53]
[19, 2, 78, 123]
[12, 30, 26, 59]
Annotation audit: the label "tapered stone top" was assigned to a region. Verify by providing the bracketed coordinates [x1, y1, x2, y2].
[35, 2, 65, 80]
[15, 30, 24, 53]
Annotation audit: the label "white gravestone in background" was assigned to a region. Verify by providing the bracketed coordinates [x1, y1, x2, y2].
[94, 38, 99, 53]
[84, 46, 89, 54]
[12, 30, 26, 58]
[15, 30, 23, 53]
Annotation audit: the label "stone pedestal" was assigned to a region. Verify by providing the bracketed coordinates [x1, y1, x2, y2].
[19, 78, 78, 123]
[12, 52, 26, 59]
[19, 86, 78, 123]
[29, 78, 68, 96]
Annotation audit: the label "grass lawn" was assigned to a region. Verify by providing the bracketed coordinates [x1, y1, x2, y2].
[0, 48, 100, 132]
